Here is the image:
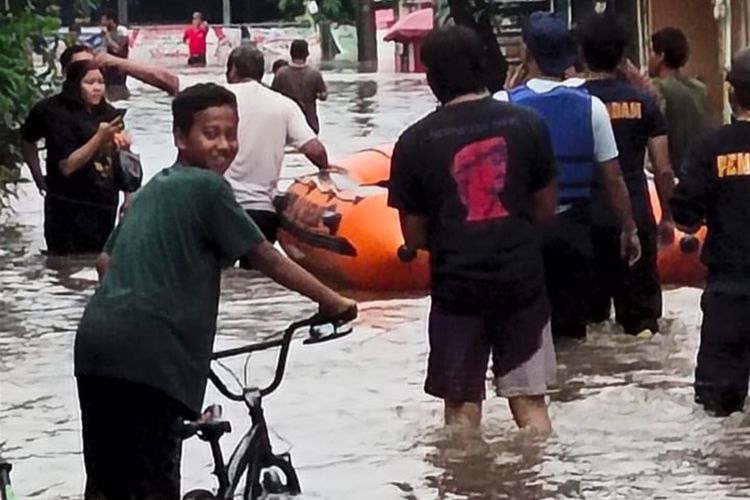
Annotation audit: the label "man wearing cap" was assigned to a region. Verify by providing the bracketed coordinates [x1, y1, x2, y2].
[671, 48, 750, 417]
[495, 12, 640, 340]
[272, 39, 328, 133]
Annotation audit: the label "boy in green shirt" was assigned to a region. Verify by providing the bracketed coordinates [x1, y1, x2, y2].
[74, 83, 357, 499]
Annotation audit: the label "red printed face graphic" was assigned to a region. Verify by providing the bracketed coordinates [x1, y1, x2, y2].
[451, 137, 510, 222]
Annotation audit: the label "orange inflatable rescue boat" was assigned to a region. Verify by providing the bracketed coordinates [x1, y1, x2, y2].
[275, 145, 706, 291]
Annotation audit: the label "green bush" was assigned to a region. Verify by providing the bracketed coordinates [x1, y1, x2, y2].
[0, 7, 59, 209]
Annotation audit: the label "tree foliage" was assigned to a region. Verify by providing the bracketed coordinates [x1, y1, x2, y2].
[278, 0, 355, 24]
[0, 1, 94, 209]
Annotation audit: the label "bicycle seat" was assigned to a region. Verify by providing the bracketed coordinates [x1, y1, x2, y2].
[181, 420, 232, 441]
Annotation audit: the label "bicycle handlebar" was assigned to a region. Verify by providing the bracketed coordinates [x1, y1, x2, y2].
[209, 313, 353, 402]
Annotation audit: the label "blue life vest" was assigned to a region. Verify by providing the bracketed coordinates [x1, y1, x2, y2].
[510, 84, 596, 203]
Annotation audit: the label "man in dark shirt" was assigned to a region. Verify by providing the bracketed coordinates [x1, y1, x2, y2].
[579, 13, 676, 337]
[388, 26, 558, 433]
[272, 39, 327, 133]
[648, 27, 714, 177]
[671, 48, 750, 416]
[496, 12, 641, 340]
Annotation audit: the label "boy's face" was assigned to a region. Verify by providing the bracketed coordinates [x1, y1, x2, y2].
[175, 105, 239, 175]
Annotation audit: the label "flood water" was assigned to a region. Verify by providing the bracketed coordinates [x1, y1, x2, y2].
[2, 70, 750, 499]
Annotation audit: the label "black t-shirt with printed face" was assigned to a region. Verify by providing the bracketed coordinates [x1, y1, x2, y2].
[584, 79, 667, 228]
[21, 94, 126, 208]
[388, 97, 556, 314]
[671, 121, 750, 279]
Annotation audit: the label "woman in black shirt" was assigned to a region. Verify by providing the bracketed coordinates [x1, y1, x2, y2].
[45, 60, 134, 255]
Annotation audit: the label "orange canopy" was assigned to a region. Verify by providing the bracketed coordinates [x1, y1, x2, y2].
[383, 8, 434, 43]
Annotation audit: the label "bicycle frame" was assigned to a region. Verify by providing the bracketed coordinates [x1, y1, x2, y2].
[182, 314, 351, 500]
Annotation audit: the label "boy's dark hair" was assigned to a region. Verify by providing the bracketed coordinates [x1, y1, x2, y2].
[578, 13, 629, 72]
[652, 27, 689, 69]
[172, 83, 238, 134]
[290, 39, 309, 60]
[420, 25, 486, 104]
[734, 87, 750, 110]
[60, 45, 90, 70]
[227, 46, 265, 81]
[272, 59, 288, 73]
[101, 8, 119, 24]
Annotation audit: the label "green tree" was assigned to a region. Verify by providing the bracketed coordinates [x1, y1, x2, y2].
[0, 0, 94, 209]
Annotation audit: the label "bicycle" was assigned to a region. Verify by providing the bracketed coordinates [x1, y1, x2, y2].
[181, 313, 353, 500]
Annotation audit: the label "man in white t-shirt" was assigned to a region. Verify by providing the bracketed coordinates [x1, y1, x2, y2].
[94, 46, 329, 246]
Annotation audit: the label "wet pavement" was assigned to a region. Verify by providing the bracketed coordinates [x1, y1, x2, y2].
[1, 70, 749, 499]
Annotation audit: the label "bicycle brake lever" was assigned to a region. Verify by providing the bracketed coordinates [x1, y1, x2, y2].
[302, 325, 353, 345]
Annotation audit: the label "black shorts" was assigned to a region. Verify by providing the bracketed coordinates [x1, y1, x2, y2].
[543, 207, 593, 338]
[239, 210, 279, 269]
[425, 296, 553, 402]
[590, 225, 662, 334]
[45, 195, 117, 256]
[187, 55, 207, 67]
[77, 376, 188, 500]
[694, 290, 750, 416]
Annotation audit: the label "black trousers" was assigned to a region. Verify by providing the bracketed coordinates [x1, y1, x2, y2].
[239, 210, 280, 269]
[77, 376, 187, 500]
[187, 55, 207, 67]
[589, 225, 662, 334]
[543, 207, 593, 339]
[45, 195, 117, 256]
[695, 290, 750, 416]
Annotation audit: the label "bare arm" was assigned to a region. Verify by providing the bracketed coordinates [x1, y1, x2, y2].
[398, 213, 429, 250]
[250, 242, 357, 318]
[601, 159, 641, 264]
[96, 252, 111, 281]
[531, 183, 558, 223]
[299, 138, 329, 170]
[21, 140, 46, 192]
[60, 133, 108, 177]
[648, 136, 675, 219]
[601, 159, 637, 231]
[97, 53, 179, 95]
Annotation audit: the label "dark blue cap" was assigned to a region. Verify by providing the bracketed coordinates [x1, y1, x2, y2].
[522, 11, 577, 76]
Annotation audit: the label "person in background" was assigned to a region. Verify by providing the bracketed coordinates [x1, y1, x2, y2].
[272, 58, 289, 75]
[579, 13, 676, 339]
[23, 60, 135, 256]
[389, 25, 558, 433]
[74, 82, 357, 498]
[94, 46, 330, 247]
[22, 45, 94, 196]
[648, 27, 714, 178]
[496, 12, 640, 340]
[272, 39, 327, 133]
[184, 12, 209, 67]
[670, 48, 750, 417]
[100, 9, 130, 101]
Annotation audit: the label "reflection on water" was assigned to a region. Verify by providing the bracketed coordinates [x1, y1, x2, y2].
[1, 71, 750, 499]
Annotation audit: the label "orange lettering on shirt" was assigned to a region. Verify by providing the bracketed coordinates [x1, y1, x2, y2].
[717, 155, 728, 178]
[606, 102, 642, 120]
[741, 153, 750, 176]
[727, 154, 738, 177]
[629, 102, 642, 119]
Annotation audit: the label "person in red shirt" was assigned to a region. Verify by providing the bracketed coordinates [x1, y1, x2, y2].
[183, 12, 209, 67]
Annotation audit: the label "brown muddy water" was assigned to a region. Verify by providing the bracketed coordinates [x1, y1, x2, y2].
[1, 70, 749, 499]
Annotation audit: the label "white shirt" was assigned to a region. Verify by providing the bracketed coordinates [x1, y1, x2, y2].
[494, 78, 619, 163]
[178, 78, 316, 212]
